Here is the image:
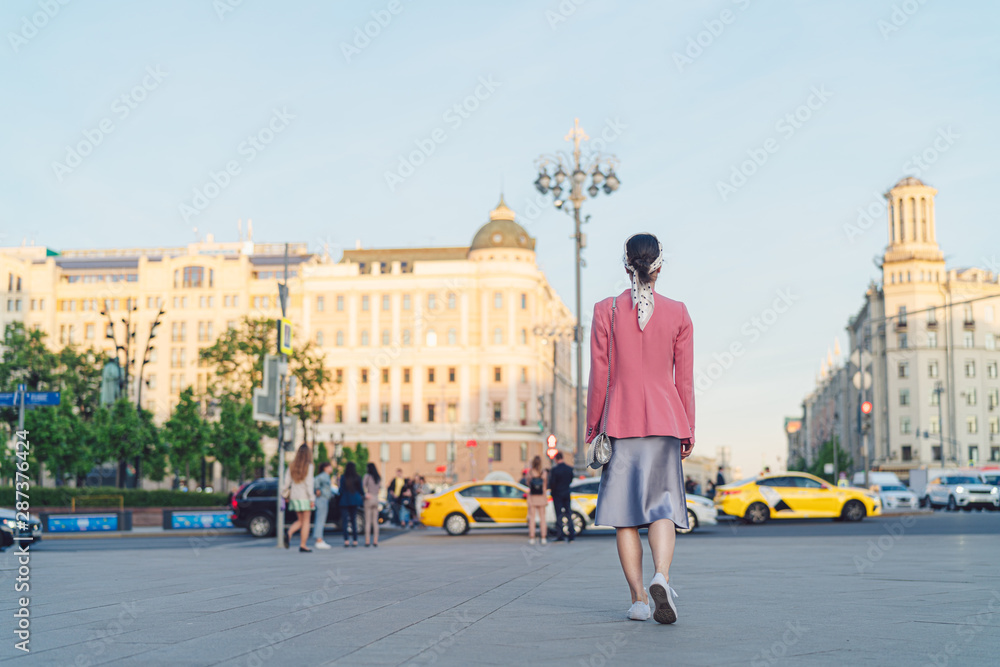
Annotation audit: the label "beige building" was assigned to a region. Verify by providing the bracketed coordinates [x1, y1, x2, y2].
[797, 178, 1000, 480]
[1, 199, 577, 483]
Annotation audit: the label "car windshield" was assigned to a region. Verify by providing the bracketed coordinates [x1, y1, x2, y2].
[982, 475, 999, 484]
[730, 477, 759, 487]
[880, 485, 908, 492]
[946, 476, 980, 485]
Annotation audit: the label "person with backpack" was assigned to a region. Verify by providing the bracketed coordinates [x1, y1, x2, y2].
[526, 456, 548, 545]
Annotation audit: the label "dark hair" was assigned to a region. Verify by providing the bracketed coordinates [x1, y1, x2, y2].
[320, 461, 333, 473]
[625, 233, 661, 284]
[340, 461, 361, 494]
[553, 452, 564, 461]
[366, 462, 381, 485]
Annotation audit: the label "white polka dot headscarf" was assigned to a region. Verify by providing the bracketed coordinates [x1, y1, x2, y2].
[622, 233, 663, 331]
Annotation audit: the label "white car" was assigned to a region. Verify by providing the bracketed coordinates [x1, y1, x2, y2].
[923, 475, 999, 511]
[873, 483, 919, 510]
[545, 478, 718, 534]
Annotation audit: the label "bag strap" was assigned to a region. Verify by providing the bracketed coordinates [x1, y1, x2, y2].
[599, 298, 616, 434]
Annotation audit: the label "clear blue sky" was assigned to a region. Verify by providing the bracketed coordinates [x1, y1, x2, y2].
[3, 1, 998, 476]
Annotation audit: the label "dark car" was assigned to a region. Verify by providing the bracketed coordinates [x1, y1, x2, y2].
[0, 508, 41, 551]
[229, 477, 389, 538]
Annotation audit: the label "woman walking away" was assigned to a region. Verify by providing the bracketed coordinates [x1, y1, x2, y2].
[338, 462, 363, 547]
[362, 463, 382, 547]
[526, 456, 548, 545]
[283, 445, 315, 553]
[588, 232, 695, 625]
[313, 462, 334, 549]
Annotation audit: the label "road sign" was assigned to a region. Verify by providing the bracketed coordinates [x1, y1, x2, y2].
[25, 391, 60, 406]
[466, 439, 477, 448]
[0, 393, 15, 407]
[278, 318, 293, 355]
[852, 371, 872, 390]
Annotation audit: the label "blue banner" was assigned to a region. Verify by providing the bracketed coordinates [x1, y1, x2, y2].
[170, 511, 233, 529]
[47, 514, 118, 532]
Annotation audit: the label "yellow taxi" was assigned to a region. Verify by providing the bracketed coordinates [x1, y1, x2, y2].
[715, 471, 882, 524]
[421, 480, 536, 535]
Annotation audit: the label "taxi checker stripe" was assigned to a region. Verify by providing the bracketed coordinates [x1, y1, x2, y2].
[471, 507, 495, 523]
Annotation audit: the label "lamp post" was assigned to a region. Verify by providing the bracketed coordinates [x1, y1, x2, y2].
[533, 324, 574, 453]
[136, 307, 165, 410]
[534, 118, 621, 471]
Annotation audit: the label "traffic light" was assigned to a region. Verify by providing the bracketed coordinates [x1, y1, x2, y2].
[861, 401, 872, 414]
[861, 400, 873, 433]
[546, 434, 558, 459]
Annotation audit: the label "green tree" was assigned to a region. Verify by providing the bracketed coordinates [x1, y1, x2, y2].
[0, 322, 59, 437]
[164, 388, 210, 486]
[199, 316, 273, 397]
[289, 340, 336, 447]
[98, 398, 165, 488]
[212, 395, 262, 489]
[807, 437, 853, 483]
[315, 441, 330, 467]
[23, 387, 95, 486]
[337, 443, 369, 474]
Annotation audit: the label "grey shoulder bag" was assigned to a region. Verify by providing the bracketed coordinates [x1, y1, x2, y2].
[586, 298, 616, 469]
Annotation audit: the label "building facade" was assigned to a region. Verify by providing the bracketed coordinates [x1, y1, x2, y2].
[794, 178, 1000, 480]
[1, 200, 576, 483]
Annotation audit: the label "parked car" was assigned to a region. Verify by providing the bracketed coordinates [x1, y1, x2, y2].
[715, 472, 881, 524]
[923, 475, 999, 511]
[981, 473, 1000, 487]
[0, 508, 41, 551]
[872, 483, 919, 510]
[229, 477, 388, 538]
[422, 480, 535, 535]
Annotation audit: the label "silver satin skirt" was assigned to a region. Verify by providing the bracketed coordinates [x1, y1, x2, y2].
[594, 435, 689, 529]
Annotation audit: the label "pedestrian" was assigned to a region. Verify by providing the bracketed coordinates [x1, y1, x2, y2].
[716, 466, 726, 487]
[693, 480, 702, 496]
[414, 475, 429, 526]
[387, 468, 406, 526]
[362, 463, 382, 547]
[526, 456, 548, 545]
[549, 452, 576, 543]
[588, 232, 695, 624]
[684, 476, 696, 495]
[400, 479, 416, 529]
[706, 480, 716, 499]
[338, 462, 363, 547]
[282, 444, 315, 553]
[313, 461, 334, 549]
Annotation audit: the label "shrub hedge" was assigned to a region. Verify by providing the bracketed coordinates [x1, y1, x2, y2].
[0, 486, 230, 508]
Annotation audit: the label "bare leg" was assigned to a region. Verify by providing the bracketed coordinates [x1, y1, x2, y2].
[539, 507, 546, 541]
[287, 515, 301, 543]
[616, 527, 647, 604]
[527, 504, 537, 539]
[299, 511, 311, 548]
[647, 519, 677, 581]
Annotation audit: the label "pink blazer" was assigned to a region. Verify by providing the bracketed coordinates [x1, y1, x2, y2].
[585, 291, 695, 444]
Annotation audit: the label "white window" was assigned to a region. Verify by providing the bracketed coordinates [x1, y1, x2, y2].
[448, 328, 457, 345]
[966, 388, 977, 406]
[928, 361, 939, 378]
[900, 417, 911, 434]
[382, 329, 390, 345]
[494, 292, 503, 309]
[493, 327, 503, 345]
[380, 442, 390, 463]
[316, 296, 324, 312]
[402, 294, 411, 310]
[401, 443, 411, 462]
[382, 294, 390, 311]
[988, 362, 998, 379]
[898, 362, 909, 378]
[426, 330, 437, 347]
[336, 295, 344, 311]
[428, 293, 437, 310]
[402, 329, 411, 346]
[927, 331, 938, 348]
[899, 389, 910, 406]
[361, 330, 369, 346]
[448, 293, 457, 310]
[964, 332, 974, 348]
[965, 361, 976, 378]
[316, 330, 324, 346]
[425, 442, 436, 462]
[967, 416, 978, 434]
[986, 333, 996, 350]
[336, 330, 344, 346]
[929, 416, 940, 435]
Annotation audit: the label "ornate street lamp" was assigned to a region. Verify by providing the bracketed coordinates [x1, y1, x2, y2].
[533, 118, 621, 470]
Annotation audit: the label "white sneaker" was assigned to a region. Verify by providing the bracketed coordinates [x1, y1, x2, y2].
[627, 593, 651, 621]
[648, 574, 679, 624]
[314, 541, 332, 550]
[540, 538, 547, 545]
[529, 538, 536, 545]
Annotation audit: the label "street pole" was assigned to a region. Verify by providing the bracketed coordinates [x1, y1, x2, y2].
[935, 382, 945, 470]
[573, 204, 585, 471]
[276, 243, 290, 548]
[551, 339, 557, 445]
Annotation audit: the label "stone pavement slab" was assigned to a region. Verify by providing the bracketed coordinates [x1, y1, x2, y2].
[1, 515, 998, 666]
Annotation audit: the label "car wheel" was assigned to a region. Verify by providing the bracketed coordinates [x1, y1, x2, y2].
[676, 508, 698, 534]
[947, 496, 958, 512]
[444, 513, 469, 536]
[744, 502, 769, 525]
[842, 500, 866, 522]
[921, 496, 931, 509]
[247, 514, 274, 538]
[571, 511, 586, 536]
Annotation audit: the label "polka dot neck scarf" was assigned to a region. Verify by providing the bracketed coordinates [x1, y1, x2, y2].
[623, 234, 664, 331]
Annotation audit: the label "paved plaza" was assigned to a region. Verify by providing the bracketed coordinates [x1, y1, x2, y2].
[2, 513, 998, 666]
